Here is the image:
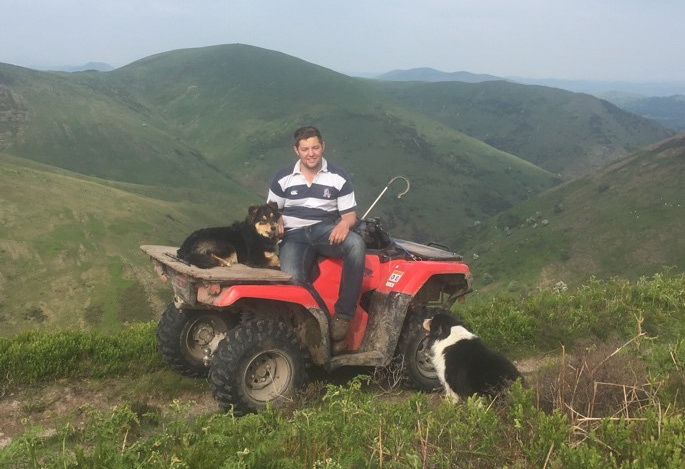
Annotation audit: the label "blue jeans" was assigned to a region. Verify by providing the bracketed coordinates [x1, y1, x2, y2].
[279, 222, 366, 320]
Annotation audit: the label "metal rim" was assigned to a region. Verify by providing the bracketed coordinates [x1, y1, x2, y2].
[182, 315, 229, 362]
[415, 337, 437, 379]
[242, 349, 294, 403]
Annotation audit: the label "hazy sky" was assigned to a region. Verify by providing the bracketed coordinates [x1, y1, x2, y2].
[1, 0, 683, 82]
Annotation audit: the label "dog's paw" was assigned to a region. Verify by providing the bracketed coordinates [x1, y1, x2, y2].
[211, 253, 235, 267]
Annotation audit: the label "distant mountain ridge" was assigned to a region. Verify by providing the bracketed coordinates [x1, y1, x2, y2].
[375, 67, 503, 83]
[372, 67, 685, 130]
[32, 62, 115, 72]
[371, 79, 673, 177]
[600, 93, 685, 130]
[509, 77, 685, 98]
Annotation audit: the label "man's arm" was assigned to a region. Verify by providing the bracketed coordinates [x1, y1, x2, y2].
[329, 211, 357, 245]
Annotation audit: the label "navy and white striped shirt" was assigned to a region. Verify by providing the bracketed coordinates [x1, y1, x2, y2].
[267, 158, 357, 230]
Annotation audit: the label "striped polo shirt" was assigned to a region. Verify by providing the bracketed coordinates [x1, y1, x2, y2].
[267, 158, 357, 230]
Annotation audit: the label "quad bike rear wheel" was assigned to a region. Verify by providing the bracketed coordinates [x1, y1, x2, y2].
[156, 303, 234, 378]
[395, 306, 441, 391]
[209, 319, 309, 414]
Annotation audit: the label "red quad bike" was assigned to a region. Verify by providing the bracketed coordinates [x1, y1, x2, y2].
[141, 177, 472, 414]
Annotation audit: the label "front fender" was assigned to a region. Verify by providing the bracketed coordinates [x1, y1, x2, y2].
[379, 261, 472, 296]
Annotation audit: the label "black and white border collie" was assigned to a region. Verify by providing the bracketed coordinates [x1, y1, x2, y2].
[423, 311, 522, 402]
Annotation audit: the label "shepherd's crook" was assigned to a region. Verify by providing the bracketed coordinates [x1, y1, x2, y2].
[362, 176, 410, 219]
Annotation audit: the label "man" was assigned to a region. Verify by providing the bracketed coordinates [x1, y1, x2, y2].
[267, 126, 366, 345]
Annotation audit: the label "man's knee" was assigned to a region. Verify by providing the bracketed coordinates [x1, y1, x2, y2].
[344, 231, 366, 259]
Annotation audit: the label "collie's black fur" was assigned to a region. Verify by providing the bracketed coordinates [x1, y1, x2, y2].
[176, 203, 281, 269]
[423, 311, 521, 401]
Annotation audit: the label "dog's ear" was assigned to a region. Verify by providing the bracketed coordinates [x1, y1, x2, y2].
[267, 201, 282, 219]
[248, 205, 260, 220]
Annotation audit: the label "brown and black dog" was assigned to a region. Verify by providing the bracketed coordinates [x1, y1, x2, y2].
[176, 202, 281, 269]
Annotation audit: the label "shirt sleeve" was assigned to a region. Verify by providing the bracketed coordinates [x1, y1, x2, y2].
[267, 174, 286, 208]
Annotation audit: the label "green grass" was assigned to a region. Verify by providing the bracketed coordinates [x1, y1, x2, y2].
[460, 271, 685, 355]
[0, 322, 161, 384]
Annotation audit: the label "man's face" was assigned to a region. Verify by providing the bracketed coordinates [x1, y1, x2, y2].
[293, 136, 325, 172]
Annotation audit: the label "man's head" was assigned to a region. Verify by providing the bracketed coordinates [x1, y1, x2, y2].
[293, 126, 325, 172]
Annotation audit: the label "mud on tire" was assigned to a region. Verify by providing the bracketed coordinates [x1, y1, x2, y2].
[395, 306, 441, 391]
[156, 303, 235, 378]
[209, 319, 310, 414]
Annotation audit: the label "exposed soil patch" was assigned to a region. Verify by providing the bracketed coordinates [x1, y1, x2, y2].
[0, 374, 215, 449]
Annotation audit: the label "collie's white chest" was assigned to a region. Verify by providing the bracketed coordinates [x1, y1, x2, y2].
[429, 326, 476, 400]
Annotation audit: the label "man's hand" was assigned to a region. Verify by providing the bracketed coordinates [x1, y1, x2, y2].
[329, 211, 357, 245]
[329, 222, 350, 245]
[276, 217, 285, 237]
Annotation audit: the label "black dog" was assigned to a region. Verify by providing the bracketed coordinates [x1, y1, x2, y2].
[176, 203, 281, 269]
[423, 311, 521, 401]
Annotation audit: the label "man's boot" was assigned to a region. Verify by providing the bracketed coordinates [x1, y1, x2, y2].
[330, 316, 349, 341]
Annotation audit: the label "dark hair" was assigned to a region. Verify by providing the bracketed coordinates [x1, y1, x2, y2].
[293, 126, 323, 147]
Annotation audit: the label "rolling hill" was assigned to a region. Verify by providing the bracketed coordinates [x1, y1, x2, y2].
[1, 44, 559, 243]
[457, 132, 685, 293]
[371, 79, 674, 177]
[0, 152, 256, 336]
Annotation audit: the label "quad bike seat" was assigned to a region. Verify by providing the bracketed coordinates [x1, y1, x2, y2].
[391, 239, 463, 261]
[354, 217, 463, 261]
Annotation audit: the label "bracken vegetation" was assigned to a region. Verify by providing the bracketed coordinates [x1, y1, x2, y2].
[2, 271, 685, 467]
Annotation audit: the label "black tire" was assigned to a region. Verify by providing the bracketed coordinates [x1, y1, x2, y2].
[395, 306, 441, 391]
[209, 319, 309, 414]
[156, 303, 234, 378]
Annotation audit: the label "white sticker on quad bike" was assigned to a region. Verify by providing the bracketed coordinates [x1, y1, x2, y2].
[386, 270, 404, 287]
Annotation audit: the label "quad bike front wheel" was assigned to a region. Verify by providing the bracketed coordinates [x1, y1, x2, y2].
[395, 306, 441, 391]
[209, 319, 309, 414]
[156, 303, 235, 378]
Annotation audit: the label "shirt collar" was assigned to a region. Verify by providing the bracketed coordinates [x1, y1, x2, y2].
[293, 157, 328, 175]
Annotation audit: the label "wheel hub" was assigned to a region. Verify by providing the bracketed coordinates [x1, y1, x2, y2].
[192, 324, 215, 346]
[416, 338, 437, 377]
[245, 351, 292, 400]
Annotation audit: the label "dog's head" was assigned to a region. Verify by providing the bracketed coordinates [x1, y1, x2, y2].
[248, 202, 282, 239]
[422, 311, 466, 342]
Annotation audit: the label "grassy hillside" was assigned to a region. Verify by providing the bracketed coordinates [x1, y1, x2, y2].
[97, 45, 557, 240]
[372, 79, 674, 177]
[0, 45, 572, 243]
[457, 132, 685, 293]
[0, 64, 236, 192]
[0, 152, 256, 337]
